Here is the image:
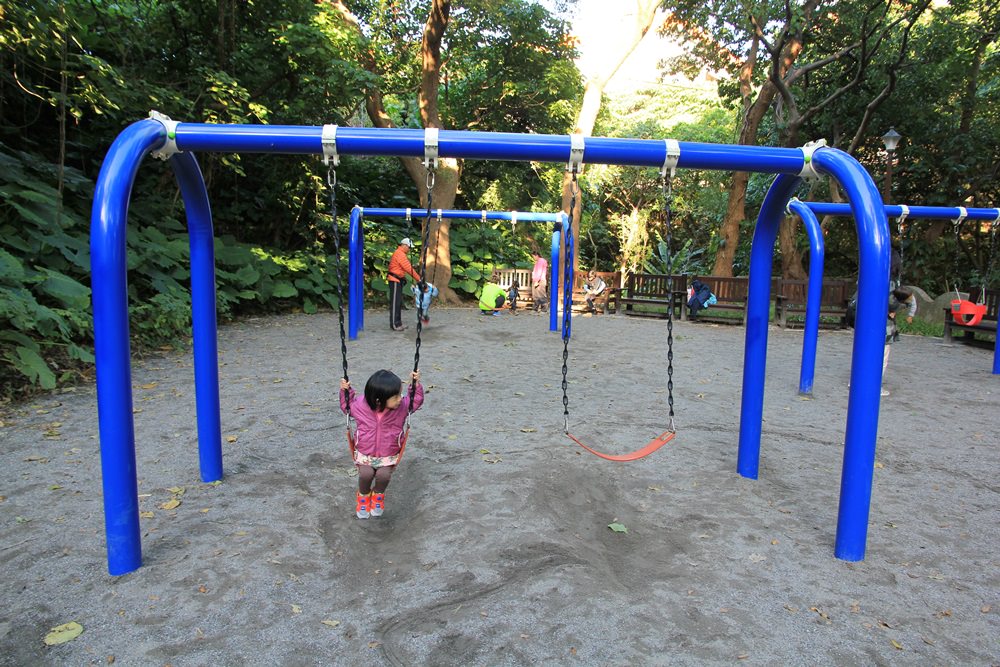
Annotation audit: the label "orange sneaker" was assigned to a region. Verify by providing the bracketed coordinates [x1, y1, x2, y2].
[370, 492, 385, 517]
[355, 491, 371, 519]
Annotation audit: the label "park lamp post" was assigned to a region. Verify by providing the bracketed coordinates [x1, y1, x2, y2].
[881, 127, 901, 204]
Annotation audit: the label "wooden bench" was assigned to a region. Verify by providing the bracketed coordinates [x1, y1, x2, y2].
[619, 273, 688, 319]
[688, 275, 752, 324]
[572, 271, 622, 314]
[774, 278, 852, 329]
[943, 287, 998, 344]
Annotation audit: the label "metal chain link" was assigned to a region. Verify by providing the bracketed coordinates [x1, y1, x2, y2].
[325, 165, 350, 422]
[409, 165, 436, 415]
[561, 170, 578, 433]
[661, 174, 676, 432]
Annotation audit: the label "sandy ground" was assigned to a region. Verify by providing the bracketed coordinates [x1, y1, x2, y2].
[1, 306, 998, 666]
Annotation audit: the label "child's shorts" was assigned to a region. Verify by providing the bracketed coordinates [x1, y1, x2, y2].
[354, 451, 399, 468]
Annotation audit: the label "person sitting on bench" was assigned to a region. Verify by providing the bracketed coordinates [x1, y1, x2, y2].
[583, 270, 606, 313]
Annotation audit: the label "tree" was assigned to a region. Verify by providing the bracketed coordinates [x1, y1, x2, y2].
[332, 0, 580, 303]
[662, 0, 933, 278]
[560, 0, 661, 276]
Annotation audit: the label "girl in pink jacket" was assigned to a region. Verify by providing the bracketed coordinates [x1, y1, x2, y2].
[340, 369, 424, 519]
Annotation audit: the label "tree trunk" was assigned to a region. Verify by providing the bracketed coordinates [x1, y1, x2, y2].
[712, 83, 775, 276]
[560, 0, 659, 278]
[712, 30, 762, 276]
[335, 0, 464, 304]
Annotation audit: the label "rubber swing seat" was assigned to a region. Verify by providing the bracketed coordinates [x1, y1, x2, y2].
[565, 429, 675, 462]
[950, 299, 987, 326]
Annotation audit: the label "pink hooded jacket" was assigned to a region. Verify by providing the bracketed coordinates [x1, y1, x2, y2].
[339, 384, 424, 457]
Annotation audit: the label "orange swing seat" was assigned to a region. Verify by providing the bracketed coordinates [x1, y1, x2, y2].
[950, 298, 987, 326]
[565, 429, 675, 462]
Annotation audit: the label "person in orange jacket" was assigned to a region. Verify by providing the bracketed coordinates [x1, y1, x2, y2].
[387, 238, 422, 331]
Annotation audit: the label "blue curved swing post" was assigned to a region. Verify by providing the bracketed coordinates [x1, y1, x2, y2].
[92, 119, 893, 573]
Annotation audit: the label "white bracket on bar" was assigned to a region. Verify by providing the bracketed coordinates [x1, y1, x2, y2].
[424, 128, 439, 170]
[952, 207, 968, 225]
[148, 110, 181, 161]
[406, 208, 412, 222]
[567, 133, 585, 173]
[661, 139, 680, 179]
[799, 139, 828, 179]
[897, 204, 909, 226]
[436, 209, 443, 221]
[321, 124, 340, 166]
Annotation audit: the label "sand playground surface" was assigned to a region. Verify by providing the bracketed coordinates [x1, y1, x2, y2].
[1, 306, 998, 665]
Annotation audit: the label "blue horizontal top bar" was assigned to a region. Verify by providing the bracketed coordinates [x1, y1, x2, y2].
[805, 201, 1000, 221]
[355, 206, 564, 223]
[171, 123, 806, 174]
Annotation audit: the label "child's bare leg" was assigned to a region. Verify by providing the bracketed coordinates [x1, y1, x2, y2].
[373, 465, 394, 493]
[357, 465, 375, 494]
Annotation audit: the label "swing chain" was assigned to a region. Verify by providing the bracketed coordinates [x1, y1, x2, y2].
[325, 163, 350, 423]
[661, 173, 676, 432]
[409, 164, 436, 414]
[561, 168, 578, 434]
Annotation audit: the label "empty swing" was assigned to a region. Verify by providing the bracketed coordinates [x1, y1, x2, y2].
[948, 208, 989, 326]
[559, 142, 678, 461]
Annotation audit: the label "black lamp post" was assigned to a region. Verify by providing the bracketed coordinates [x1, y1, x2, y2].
[881, 127, 901, 204]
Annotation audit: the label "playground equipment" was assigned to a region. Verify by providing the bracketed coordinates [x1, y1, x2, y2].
[799, 202, 1000, 376]
[346, 206, 567, 339]
[93, 116, 890, 574]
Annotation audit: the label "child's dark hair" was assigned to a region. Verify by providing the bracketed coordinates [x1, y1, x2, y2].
[511, 279, 519, 289]
[892, 287, 912, 301]
[364, 369, 402, 411]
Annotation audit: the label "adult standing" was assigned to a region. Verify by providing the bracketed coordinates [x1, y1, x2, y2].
[387, 238, 421, 331]
[531, 252, 548, 312]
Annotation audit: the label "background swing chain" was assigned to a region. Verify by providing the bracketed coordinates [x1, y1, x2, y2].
[561, 169, 578, 433]
[661, 174, 676, 431]
[325, 165, 350, 420]
[409, 166, 436, 413]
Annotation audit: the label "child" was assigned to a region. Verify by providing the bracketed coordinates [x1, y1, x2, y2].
[339, 369, 424, 518]
[507, 280, 520, 314]
[410, 282, 439, 324]
[583, 270, 606, 314]
[882, 288, 915, 396]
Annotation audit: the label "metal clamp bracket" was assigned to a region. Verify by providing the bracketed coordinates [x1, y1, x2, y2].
[953, 207, 968, 225]
[799, 139, 828, 179]
[406, 208, 412, 223]
[897, 204, 909, 226]
[436, 209, 443, 221]
[424, 128, 439, 170]
[660, 139, 680, 179]
[785, 196, 801, 216]
[567, 134, 585, 173]
[148, 110, 181, 161]
[321, 124, 340, 167]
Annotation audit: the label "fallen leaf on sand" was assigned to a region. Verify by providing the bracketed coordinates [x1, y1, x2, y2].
[890, 639, 903, 650]
[167, 486, 185, 495]
[608, 522, 627, 533]
[43, 622, 83, 645]
[140, 511, 154, 519]
[321, 619, 340, 628]
[981, 605, 992, 613]
[226, 435, 238, 443]
[291, 604, 302, 614]
[922, 637, 935, 645]
[520, 427, 536, 433]
[160, 498, 181, 510]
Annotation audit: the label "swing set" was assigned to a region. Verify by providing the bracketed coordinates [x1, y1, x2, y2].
[93, 114, 900, 574]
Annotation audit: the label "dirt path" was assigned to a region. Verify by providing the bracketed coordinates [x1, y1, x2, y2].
[1, 307, 997, 665]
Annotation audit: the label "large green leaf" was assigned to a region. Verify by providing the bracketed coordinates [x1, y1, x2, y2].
[11, 345, 56, 389]
[272, 280, 298, 298]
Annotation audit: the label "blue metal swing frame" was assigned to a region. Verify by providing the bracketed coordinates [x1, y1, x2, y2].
[93, 119, 901, 573]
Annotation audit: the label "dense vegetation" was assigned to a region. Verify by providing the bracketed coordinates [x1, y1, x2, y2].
[1, 0, 997, 398]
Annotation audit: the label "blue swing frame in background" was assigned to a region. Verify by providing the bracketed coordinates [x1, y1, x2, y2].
[346, 206, 567, 339]
[785, 201, 1000, 396]
[94, 117, 902, 574]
